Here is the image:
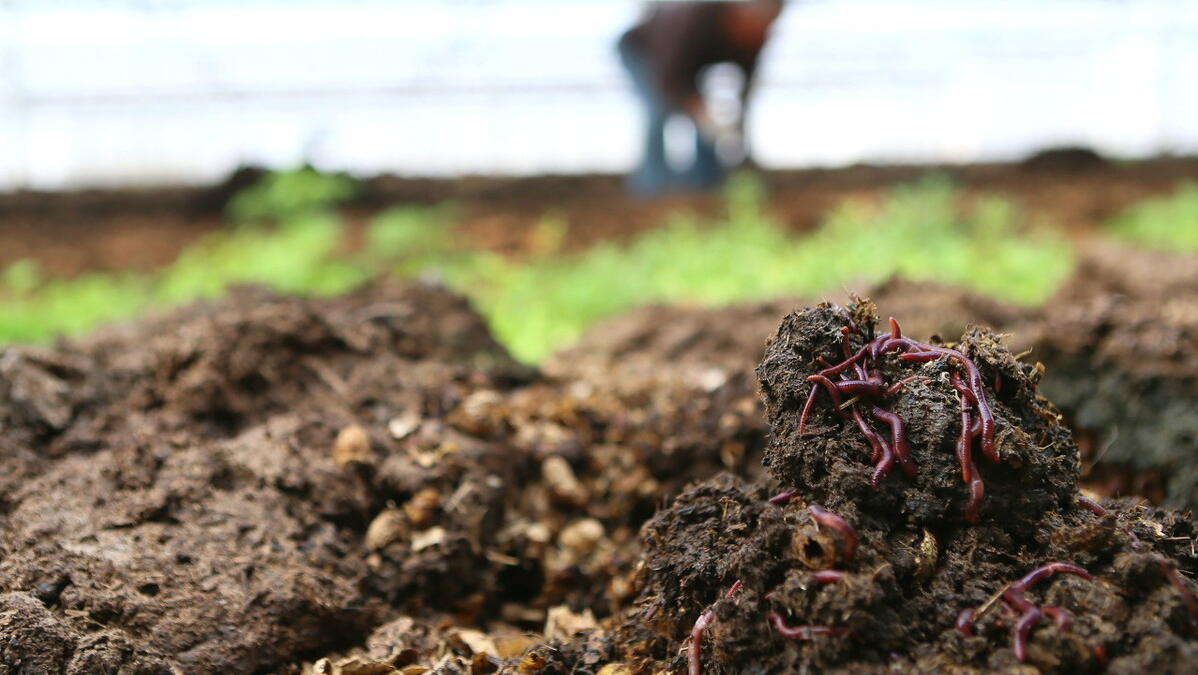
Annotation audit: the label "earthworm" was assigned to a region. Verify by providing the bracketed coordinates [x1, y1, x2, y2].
[688, 580, 742, 675]
[958, 393, 985, 523]
[1001, 563, 1094, 662]
[807, 504, 858, 564]
[1077, 496, 1107, 516]
[869, 406, 917, 479]
[850, 407, 893, 487]
[955, 608, 976, 637]
[766, 611, 850, 639]
[769, 489, 800, 505]
[809, 569, 847, 584]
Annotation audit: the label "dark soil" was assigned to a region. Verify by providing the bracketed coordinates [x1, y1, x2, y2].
[0, 281, 764, 674]
[1, 277, 1196, 674]
[626, 301, 1198, 675]
[1035, 244, 1198, 512]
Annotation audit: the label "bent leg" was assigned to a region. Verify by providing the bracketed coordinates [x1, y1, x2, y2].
[618, 37, 673, 196]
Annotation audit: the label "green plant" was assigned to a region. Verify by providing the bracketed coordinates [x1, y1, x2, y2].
[459, 175, 1073, 362]
[1106, 182, 1198, 251]
[226, 166, 360, 223]
[0, 173, 1077, 364]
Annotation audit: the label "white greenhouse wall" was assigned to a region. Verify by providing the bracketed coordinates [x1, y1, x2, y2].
[1, 0, 1196, 189]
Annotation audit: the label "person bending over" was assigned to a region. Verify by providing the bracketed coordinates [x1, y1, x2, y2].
[617, 0, 784, 196]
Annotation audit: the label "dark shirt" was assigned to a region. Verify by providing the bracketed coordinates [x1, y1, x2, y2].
[621, 2, 768, 110]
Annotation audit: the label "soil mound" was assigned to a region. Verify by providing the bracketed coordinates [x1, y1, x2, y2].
[627, 300, 1198, 674]
[0, 282, 765, 674]
[0, 282, 531, 674]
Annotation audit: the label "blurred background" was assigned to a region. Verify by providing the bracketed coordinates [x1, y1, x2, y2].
[2, 0, 1197, 363]
[3, 0, 1197, 188]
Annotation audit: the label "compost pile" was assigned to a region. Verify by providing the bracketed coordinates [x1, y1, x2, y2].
[0, 284, 1195, 675]
[0, 282, 761, 675]
[625, 300, 1198, 674]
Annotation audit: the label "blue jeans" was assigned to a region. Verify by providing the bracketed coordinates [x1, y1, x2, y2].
[618, 37, 724, 196]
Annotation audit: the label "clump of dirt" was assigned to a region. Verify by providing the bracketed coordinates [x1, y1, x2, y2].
[757, 300, 1075, 526]
[626, 300, 1198, 674]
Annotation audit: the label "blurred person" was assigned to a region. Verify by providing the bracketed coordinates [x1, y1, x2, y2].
[618, 0, 785, 196]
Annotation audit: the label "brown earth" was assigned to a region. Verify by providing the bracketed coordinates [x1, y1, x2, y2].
[1, 259, 1197, 674]
[0, 280, 763, 674]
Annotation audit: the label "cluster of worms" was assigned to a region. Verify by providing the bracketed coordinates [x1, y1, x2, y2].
[951, 504, 1198, 664]
[799, 314, 997, 522]
[686, 494, 1198, 673]
[683, 308, 1198, 673]
[956, 562, 1099, 663]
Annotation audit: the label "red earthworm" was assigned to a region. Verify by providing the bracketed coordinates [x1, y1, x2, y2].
[688, 580, 742, 675]
[1011, 563, 1093, 591]
[955, 608, 976, 637]
[965, 477, 985, 525]
[817, 344, 871, 378]
[766, 611, 850, 639]
[869, 405, 917, 478]
[957, 393, 985, 523]
[809, 569, 847, 584]
[799, 374, 852, 434]
[957, 404, 974, 484]
[1010, 605, 1043, 662]
[1001, 563, 1094, 662]
[951, 372, 977, 406]
[798, 382, 821, 436]
[850, 407, 894, 487]
[807, 504, 858, 564]
[840, 326, 854, 360]
[806, 375, 851, 410]
[850, 407, 886, 464]
[898, 350, 947, 363]
[831, 377, 889, 398]
[1093, 643, 1108, 667]
[769, 489, 800, 505]
[1077, 496, 1107, 516]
